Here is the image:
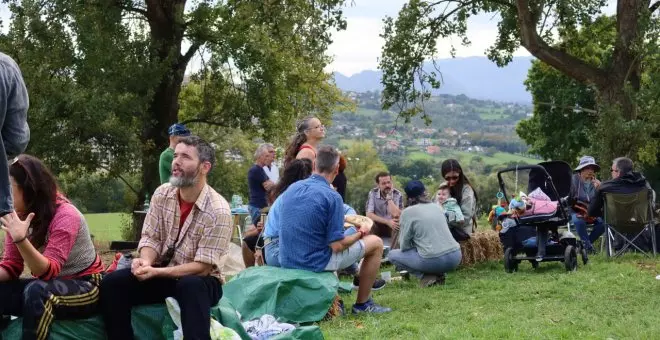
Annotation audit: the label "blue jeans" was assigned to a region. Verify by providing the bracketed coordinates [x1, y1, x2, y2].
[0, 53, 31, 215]
[248, 205, 263, 227]
[571, 214, 605, 249]
[264, 238, 280, 267]
[389, 248, 462, 278]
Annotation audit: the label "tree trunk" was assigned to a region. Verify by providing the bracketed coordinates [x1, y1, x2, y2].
[130, 0, 187, 239]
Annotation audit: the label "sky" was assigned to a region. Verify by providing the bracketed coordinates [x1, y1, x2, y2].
[326, 0, 533, 76]
[0, 1, 616, 76]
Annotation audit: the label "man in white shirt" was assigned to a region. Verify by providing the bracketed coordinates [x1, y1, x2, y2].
[263, 157, 280, 183]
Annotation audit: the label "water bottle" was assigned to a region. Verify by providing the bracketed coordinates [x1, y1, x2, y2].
[143, 194, 150, 211]
[231, 194, 239, 209]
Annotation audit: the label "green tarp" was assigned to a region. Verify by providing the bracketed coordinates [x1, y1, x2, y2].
[1, 299, 251, 340]
[223, 266, 338, 324]
[2, 266, 333, 339]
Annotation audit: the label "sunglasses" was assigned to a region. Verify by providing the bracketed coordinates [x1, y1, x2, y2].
[444, 175, 459, 181]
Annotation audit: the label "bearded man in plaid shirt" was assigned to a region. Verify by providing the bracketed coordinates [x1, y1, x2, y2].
[100, 136, 232, 340]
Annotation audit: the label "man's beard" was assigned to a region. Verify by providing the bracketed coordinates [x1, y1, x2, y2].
[169, 165, 201, 188]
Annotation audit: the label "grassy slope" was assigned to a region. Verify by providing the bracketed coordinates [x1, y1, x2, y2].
[322, 255, 660, 338]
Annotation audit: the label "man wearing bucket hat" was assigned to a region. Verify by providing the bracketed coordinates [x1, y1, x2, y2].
[569, 155, 605, 252]
[159, 123, 191, 184]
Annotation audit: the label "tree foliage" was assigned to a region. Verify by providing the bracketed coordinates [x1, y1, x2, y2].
[516, 14, 660, 167]
[380, 0, 660, 166]
[0, 0, 349, 211]
[342, 141, 395, 214]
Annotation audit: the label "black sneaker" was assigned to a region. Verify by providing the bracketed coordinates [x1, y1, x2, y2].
[352, 276, 387, 291]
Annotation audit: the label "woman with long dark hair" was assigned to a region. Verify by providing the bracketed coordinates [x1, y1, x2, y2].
[262, 159, 314, 266]
[388, 180, 461, 287]
[283, 116, 325, 168]
[332, 154, 347, 202]
[440, 159, 478, 234]
[0, 155, 104, 339]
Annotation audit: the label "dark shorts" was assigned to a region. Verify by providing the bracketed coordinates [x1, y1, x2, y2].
[243, 234, 264, 253]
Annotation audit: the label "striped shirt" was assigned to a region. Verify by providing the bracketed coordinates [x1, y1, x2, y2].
[138, 183, 232, 279]
[0, 196, 104, 280]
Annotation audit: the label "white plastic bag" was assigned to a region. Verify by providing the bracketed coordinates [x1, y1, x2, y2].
[165, 297, 241, 340]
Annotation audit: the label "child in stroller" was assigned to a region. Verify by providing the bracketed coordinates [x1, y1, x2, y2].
[497, 161, 589, 272]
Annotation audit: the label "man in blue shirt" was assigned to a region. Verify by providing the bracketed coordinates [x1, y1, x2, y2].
[278, 145, 391, 314]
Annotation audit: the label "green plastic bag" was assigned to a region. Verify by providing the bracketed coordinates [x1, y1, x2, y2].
[223, 266, 338, 324]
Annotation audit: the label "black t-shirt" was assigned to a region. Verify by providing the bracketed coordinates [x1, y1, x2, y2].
[332, 172, 347, 202]
[248, 164, 269, 208]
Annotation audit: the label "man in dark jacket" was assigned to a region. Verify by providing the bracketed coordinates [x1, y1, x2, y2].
[588, 157, 656, 218]
[0, 53, 30, 218]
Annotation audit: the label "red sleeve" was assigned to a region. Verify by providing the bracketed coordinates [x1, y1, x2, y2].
[38, 204, 81, 280]
[0, 233, 24, 279]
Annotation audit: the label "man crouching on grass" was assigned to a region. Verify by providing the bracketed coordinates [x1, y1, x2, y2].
[100, 136, 232, 340]
[277, 145, 391, 314]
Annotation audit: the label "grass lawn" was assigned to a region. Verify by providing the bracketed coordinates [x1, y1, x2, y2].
[84, 212, 129, 242]
[322, 254, 660, 338]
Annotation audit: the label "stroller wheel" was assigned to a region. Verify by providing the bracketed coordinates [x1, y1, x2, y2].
[580, 246, 589, 265]
[564, 245, 578, 272]
[504, 248, 518, 273]
[530, 260, 539, 269]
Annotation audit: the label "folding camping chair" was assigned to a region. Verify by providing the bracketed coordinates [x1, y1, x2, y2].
[603, 189, 656, 257]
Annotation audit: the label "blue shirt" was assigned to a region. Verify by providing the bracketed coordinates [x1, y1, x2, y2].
[263, 196, 283, 238]
[247, 164, 269, 208]
[278, 174, 345, 272]
[344, 204, 357, 215]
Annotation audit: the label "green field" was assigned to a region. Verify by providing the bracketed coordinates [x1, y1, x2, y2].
[84, 212, 129, 242]
[479, 112, 509, 120]
[408, 150, 539, 165]
[322, 254, 660, 338]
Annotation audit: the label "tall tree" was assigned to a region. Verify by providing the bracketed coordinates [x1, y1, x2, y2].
[379, 0, 660, 165]
[0, 0, 348, 211]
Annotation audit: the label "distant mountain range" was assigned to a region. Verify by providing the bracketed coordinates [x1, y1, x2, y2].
[333, 56, 535, 103]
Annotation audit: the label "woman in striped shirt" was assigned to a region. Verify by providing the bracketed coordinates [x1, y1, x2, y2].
[0, 155, 104, 340]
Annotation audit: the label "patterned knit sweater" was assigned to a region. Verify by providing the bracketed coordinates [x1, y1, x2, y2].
[0, 197, 103, 280]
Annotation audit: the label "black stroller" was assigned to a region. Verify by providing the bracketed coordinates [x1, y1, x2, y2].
[497, 161, 589, 272]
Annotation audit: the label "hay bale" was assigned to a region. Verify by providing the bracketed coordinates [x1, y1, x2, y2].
[459, 231, 503, 267]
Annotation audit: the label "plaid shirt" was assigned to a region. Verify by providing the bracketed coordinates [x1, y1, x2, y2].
[138, 183, 232, 279]
[365, 187, 403, 219]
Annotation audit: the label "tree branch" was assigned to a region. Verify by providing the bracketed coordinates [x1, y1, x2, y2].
[179, 42, 202, 70]
[515, 0, 608, 86]
[115, 1, 148, 17]
[179, 118, 228, 126]
[650, 1, 660, 13]
[100, 165, 140, 196]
